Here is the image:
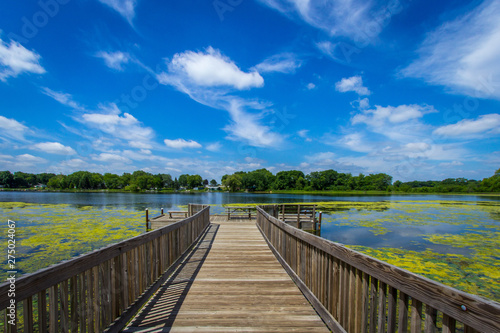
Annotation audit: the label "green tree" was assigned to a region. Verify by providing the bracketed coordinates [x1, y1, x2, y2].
[0, 171, 14, 188]
[210, 179, 218, 186]
[187, 174, 203, 188]
[103, 173, 122, 189]
[178, 174, 189, 187]
[223, 174, 242, 192]
[272, 170, 305, 190]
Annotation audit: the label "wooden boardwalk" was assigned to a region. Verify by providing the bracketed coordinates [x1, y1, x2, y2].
[123, 216, 329, 332]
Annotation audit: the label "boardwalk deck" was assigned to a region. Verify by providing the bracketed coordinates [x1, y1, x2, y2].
[123, 215, 329, 332]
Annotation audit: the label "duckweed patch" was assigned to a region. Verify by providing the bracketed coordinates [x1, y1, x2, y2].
[322, 200, 500, 302]
[1, 203, 144, 281]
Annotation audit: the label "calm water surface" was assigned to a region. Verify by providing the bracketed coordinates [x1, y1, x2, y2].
[1, 191, 499, 302]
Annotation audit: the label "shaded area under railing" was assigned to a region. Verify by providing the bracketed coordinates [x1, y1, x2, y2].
[0, 205, 210, 332]
[256, 206, 500, 333]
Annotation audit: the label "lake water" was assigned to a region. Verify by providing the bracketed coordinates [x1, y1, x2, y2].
[1, 191, 499, 301]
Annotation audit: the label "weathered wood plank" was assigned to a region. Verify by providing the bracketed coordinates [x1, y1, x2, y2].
[123, 220, 331, 333]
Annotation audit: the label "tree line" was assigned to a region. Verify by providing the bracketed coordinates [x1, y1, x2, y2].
[0, 170, 217, 191]
[221, 169, 393, 192]
[221, 168, 500, 193]
[0, 167, 499, 193]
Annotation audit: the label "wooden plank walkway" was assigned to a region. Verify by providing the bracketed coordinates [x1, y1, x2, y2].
[123, 216, 329, 332]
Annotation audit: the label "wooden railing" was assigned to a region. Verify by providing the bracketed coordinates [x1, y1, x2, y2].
[256, 207, 500, 333]
[0, 206, 210, 332]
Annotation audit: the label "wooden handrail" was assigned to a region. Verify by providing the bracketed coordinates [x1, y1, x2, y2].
[256, 206, 500, 333]
[0, 206, 210, 331]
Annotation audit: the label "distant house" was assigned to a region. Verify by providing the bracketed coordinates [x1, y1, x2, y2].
[34, 184, 47, 189]
[206, 185, 221, 191]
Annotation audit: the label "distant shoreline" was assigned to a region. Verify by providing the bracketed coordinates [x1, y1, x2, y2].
[1, 188, 499, 196]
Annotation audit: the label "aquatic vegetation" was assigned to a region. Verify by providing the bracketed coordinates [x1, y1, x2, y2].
[0, 203, 144, 280]
[322, 200, 500, 302]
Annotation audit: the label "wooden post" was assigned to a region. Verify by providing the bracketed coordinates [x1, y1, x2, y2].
[161, 208, 164, 215]
[297, 205, 301, 228]
[318, 211, 322, 233]
[145, 208, 149, 230]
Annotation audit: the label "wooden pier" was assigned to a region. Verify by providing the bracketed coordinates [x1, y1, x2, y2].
[1, 204, 499, 333]
[123, 216, 328, 332]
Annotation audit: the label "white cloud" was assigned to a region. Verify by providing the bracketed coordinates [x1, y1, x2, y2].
[401, 0, 500, 99]
[352, 104, 435, 128]
[17, 154, 47, 164]
[98, 0, 137, 24]
[159, 47, 263, 90]
[157, 47, 285, 148]
[164, 138, 202, 149]
[95, 51, 131, 70]
[206, 142, 222, 152]
[306, 152, 336, 164]
[0, 38, 45, 81]
[32, 142, 76, 155]
[257, 0, 398, 40]
[223, 99, 284, 148]
[79, 103, 154, 149]
[254, 53, 301, 74]
[439, 161, 464, 167]
[306, 83, 316, 90]
[92, 153, 132, 163]
[335, 76, 371, 95]
[0, 115, 29, 141]
[331, 132, 374, 153]
[41, 88, 85, 110]
[297, 129, 312, 142]
[433, 113, 500, 138]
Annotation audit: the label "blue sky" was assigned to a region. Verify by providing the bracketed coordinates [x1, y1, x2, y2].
[0, 0, 499, 182]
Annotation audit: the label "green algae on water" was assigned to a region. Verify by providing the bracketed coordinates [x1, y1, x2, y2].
[0, 202, 144, 281]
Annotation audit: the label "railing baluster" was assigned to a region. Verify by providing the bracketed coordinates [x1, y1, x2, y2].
[70, 276, 78, 332]
[87, 268, 94, 333]
[355, 268, 363, 333]
[349, 266, 356, 333]
[410, 298, 422, 333]
[79, 273, 86, 333]
[387, 286, 397, 333]
[424, 305, 437, 333]
[23, 296, 33, 332]
[338, 261, 345, 326]
[49, 284, 58, 333]
[369, 277, 378, 333]
[93, 265, 99, 332]
[378, 282, 387, 333]
[332, 258, 340, 320]
[442, 314, 456, 333]
[60, 279, 69, 332]
[38, 290, 47, 333]
[398, 291, 409, 333]
[361, 272, 369, 333]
